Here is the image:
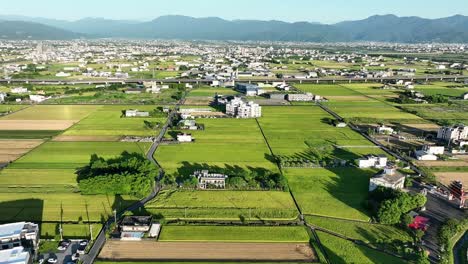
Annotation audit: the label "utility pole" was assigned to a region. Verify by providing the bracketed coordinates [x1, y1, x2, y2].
[89, 224, 93, 241]
[113, 209, 117, 228]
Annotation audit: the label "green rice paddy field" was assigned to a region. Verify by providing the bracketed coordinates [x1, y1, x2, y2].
[159, 226, 310, 242]
[144, 190, 299, 220]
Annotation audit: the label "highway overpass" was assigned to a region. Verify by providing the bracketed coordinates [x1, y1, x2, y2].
[0, 75, 467, 85]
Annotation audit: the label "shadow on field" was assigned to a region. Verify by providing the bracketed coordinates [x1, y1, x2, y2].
[0, 199, 44, 223]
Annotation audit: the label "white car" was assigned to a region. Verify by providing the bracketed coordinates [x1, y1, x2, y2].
[47, 257, 57, 264]
[71, 253, 80, 261]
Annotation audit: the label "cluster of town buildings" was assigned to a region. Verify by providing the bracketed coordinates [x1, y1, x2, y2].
[0, 222, 39, 264]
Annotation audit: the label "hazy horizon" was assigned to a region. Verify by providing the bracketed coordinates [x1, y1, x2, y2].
[1, 0, 467, 24]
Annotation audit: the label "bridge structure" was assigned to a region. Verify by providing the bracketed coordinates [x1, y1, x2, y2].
[0, 75, 467, 85]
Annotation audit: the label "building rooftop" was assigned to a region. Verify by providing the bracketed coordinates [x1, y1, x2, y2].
[0, 222, 26, 240]
[0, 247, 29, 264]
[121, 216, 152, 227]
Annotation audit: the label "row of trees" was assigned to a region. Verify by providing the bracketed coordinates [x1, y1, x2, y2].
[438, 218, 468, 264]
[77, 152, 158, 198]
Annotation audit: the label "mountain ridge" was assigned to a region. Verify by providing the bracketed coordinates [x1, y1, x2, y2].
[0, 14, 467, 43]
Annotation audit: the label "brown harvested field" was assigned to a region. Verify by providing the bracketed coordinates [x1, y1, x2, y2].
[184, 97, 213, 105]
[0, 140, 43, 163]
[401, 123, 440, 130]
[416, 160, 468, 167]
[191, 112, 226, 117]
[0, 120, 77, 130]
[435, 172, 468, 187]
[455, 155, 468, 161]
[98, 241, 316, 262]
[53, 135, 121, 142]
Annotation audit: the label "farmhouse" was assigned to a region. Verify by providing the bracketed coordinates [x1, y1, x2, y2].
[358, 155, 388, 169]
[178, 119, 198, 130]
[226, 97, 262, 118]
[437, 125, 468, 142]
[192, 170, 229, 189]
[29, 95, 47, 103]
[0, 92, 6, 102]
[414, 145, 445, 161]
[125, 109, 150, 117]
[376, 125, 394, 135]
[462, 92, 468, 100]
[235, 83, 264, 96]
[120, 216, 155, 241]
[177, 133, 193, 142]
[369, 166, 406, 192]
[287, 93, 315, 102]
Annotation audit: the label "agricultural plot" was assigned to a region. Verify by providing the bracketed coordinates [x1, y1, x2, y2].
[0, 105, 100, 132]
[62, 105, 166, 138]
[306, 216, 412, 244]
[295, 84, 363, 97]
[187, 86, 239, 97]
[324, 101, 425, 123]
[159, 226, 310, 242]
[0, 139, 44, 163]
[402, 103, 468, 125]
[144, 190, 299, 220]
[257, 106, 385, 158]
[414, 82, 468, 97]
[155, 118, 277, 174]
[317, 231, 407, 264]
[284, 168, 373, 221]
[41, 223, 101, 239]
[0, 193, 137, 222]
[98, 241, 316, 262]
[0, 141, 149, 222]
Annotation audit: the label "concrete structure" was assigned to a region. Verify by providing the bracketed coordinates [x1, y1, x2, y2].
[287, 93, 315, 102]
[29, 95, 46, 103]
[463, 93, 468, 100]
[369, 166, 406, 192]
[235, 83, 264, 96]
[437, 125, 468, 142]
[0, 222, 39, 250]
[192, 170, 228, 189]
[177, 133, 193, 142]
[358, 155, 388, 169]
[414, 145, 445, 161]
[0, 92, 6, 102]
[120, 216, 152, 241]
[0, 247, 31, 264]
[125, 109, 150, 117]
[376, 125, 394, 134]
[226, 97, 262, 118]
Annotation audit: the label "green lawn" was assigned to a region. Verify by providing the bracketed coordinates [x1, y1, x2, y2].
[41, 223, 101, 239]
[317, 231, 407, 264]
[159, 226, 309, 242]
[285, 168, 372, 221]
[144, 190, 299, 220]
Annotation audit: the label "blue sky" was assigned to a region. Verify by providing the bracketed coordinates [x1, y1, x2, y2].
[2, 0, 468, 23]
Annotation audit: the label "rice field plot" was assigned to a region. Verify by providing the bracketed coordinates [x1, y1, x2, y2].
[155, 118, 277, 174]
[187, 87, 239, 97]
[257, 106, 384, 159]
[325, 101, 425, 123]
[144, 190, 299, 221]
[0, 141, 150, 193]
[159, 226, 310, 242]
[63, 105, 166, 137]
[0, 193, 137, 222]
[295, 84, 362, 97]
[317, 231, 407, 264]
[0, 139, 44, 163]
[41, 223, 101, 239]
[0, 105, 28, 113]
[306, 216, 412, 244]
[284, 168, 373, 221]
[414, 82, 468, 97]
[402, 103, 468, 125]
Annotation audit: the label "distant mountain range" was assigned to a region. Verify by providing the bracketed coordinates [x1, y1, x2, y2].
[0, 14, 467, 43]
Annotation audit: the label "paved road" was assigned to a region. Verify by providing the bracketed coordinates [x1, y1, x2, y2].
[41, 241, 80, 264]
[453, 231, 467, 264]
[0, 75, 466, 85]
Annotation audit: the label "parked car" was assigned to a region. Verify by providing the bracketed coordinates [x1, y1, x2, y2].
[79, 240, 88, 246]
[47, 256, 57, 263]
[72, 253, 80, 261]
[77, 245, 86, 255]
[57, 240, 71, 251]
